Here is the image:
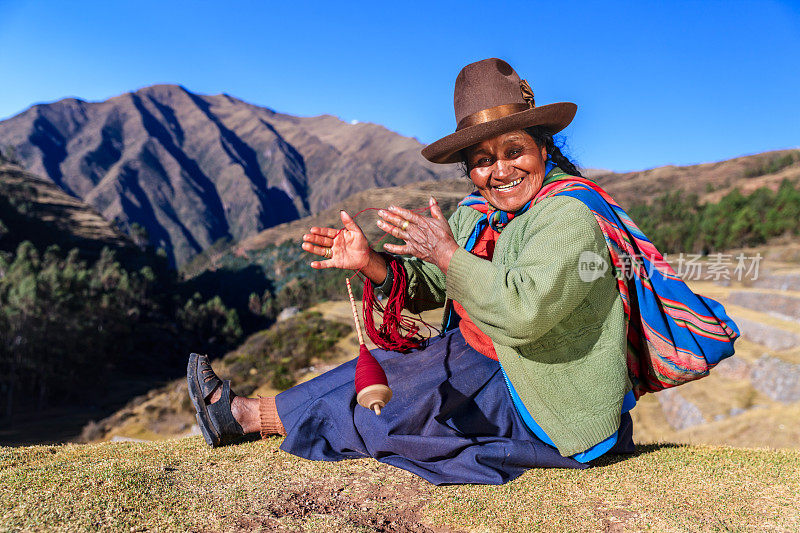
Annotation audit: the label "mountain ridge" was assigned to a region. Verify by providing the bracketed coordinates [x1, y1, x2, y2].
[592, 148, 800, 207]
[0, 85, 461, 265]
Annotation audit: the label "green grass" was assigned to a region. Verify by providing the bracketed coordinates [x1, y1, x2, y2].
[2, 438, 799, 531]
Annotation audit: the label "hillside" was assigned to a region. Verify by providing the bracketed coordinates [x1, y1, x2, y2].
[0, 154, 135, 258]
[629, 242, 800, 450]
[592, 148, 800, 208]
[0, 85, 461, 266]
[0, 154, 248, 446]
[76, 302, 445, 443]
[237, 178, 473, 250]
[2, 438, 798, 531]
[180, 178, 473, 277]
[181, 149, 800, 317]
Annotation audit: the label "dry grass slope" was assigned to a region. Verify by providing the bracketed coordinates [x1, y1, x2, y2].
[235, 178, 474, 251]
[79, 303, 445, 443]
[1, 438, 798, 532]
[593, 149, 800, 208]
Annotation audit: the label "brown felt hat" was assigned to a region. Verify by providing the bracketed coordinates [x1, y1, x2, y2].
[421, 58, 577, 164]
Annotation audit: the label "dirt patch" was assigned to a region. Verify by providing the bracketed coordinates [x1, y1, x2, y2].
[229, 481, 450, 533]
[262, 487, 436, 532]
[591, 499, 640, 532]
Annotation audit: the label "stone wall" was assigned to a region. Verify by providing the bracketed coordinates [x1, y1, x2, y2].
[752, 272, 800, 291]
[729, 291, 800, 322]
[732, 317, 800, 351]
[749, 355, 800, 403]
[656, 389, 706, 430]
[713, 355, 751, 380]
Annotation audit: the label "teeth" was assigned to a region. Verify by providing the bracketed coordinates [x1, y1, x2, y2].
[495, 178, 522, 191]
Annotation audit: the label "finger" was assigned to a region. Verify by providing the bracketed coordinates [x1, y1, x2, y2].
[309, 226, 339, 239]
[340, 210, 363, 233]
[302, 233, 335, 247]
[383, 242, 411, 255]
[377, 209, 411, 230]
[386, 204, 427, 225]
[310, 259, 336, 269]
[376, 219, 409, 240]
[429, 197, 446, 220]
[301, 242, 333, 257]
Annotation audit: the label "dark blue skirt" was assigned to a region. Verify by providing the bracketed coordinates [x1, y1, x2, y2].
[276, 329, 634, 485]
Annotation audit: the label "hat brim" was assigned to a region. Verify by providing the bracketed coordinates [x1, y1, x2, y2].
[421, 102, 577, 164]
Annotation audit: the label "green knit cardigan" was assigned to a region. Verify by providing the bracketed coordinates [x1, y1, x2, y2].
[393, 171, 631, 457]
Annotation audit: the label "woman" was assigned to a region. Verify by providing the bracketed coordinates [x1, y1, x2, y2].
[187, 58, 737, 485]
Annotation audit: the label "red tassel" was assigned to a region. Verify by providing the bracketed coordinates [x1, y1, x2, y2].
[362, 259, 424, 353]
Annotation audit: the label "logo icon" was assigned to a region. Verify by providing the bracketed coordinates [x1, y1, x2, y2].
[578, 251, 608, 282]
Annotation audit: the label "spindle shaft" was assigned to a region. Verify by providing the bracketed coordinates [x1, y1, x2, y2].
[345, 278, 365, 346]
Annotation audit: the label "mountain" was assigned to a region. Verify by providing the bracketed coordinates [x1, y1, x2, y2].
[0, 85, 461, 266]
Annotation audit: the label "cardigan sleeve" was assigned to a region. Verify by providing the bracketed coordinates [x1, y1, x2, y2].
[445, 196, 610, 349]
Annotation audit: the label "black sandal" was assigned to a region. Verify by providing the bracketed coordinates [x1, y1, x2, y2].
[187, 353, 245, 447]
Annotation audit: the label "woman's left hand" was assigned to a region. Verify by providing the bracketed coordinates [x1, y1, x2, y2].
[377, 197, 459, 274]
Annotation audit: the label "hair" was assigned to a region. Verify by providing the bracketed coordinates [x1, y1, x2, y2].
[459, 126, 583, 178]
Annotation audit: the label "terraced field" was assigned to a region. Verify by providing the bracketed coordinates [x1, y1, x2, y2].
[632, 242, 800, 449]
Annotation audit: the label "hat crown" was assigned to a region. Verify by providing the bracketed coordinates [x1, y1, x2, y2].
[453, 58, 528, 125]
[420, 57, 576, 164]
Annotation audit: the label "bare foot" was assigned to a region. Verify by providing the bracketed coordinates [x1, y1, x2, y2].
[206, 385, 261, 435]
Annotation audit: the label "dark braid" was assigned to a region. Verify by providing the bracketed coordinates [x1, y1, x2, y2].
[458, 127, 583, 178]
[522, 126, 583, 177]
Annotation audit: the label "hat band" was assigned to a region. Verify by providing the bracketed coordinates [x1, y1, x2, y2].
[456, 103, 531, 131]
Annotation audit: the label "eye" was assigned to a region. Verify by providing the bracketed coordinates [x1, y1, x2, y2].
[508, 148, 522, 157]
[474, 157, 492, 166]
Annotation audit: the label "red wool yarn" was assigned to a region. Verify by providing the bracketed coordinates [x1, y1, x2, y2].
[330, 205, 436, 356]
[354, 344, 388, 392]
[362, 259, 425, 353]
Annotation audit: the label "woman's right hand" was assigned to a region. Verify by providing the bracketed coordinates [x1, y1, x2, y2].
[301, 211, 388, 283]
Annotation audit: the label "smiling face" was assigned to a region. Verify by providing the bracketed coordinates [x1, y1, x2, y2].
[462, 130, 548, 212]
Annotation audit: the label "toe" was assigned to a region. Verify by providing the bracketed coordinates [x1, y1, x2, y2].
[206, 381, 223, 404]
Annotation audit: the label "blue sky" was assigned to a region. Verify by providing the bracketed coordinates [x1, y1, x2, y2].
[0, 0, 798, 171]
